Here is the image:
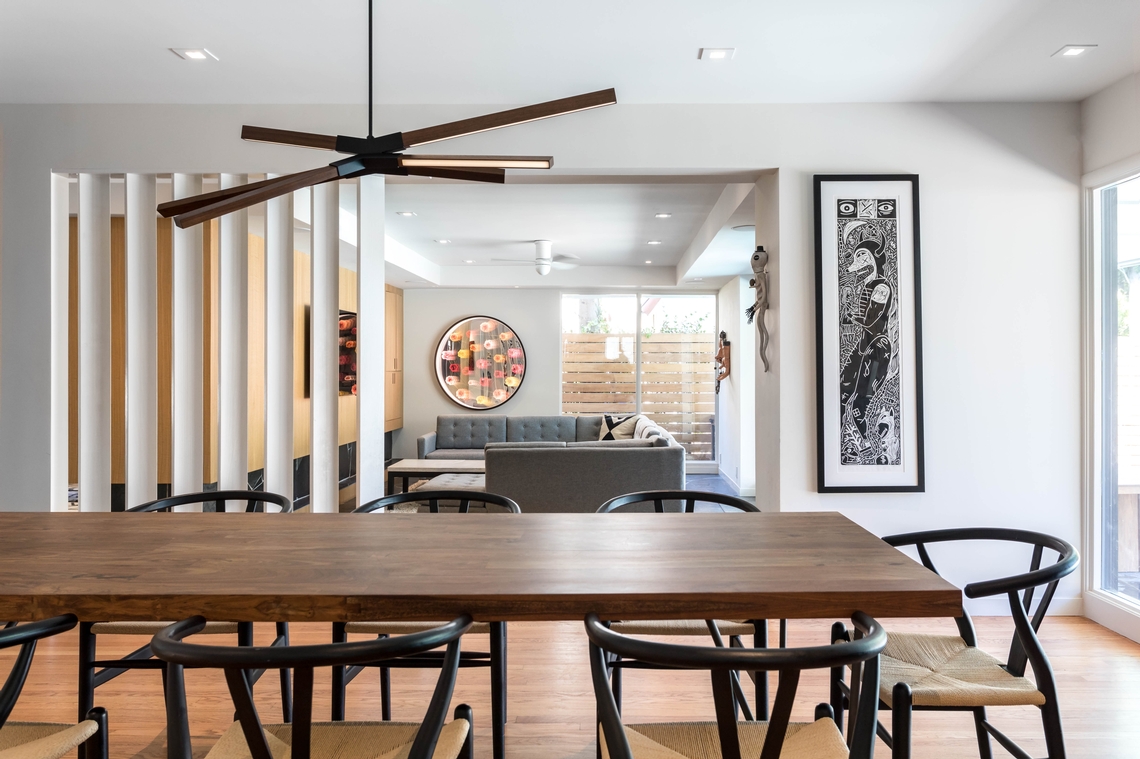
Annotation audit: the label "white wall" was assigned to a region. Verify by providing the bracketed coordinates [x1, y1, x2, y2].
[0, 100, 1085, 612]
[1082, 72, 1140, 175]
[716, 276, 755, 496]
[394, 288, 562, 459]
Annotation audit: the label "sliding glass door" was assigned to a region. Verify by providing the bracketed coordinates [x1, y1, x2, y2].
[639, 296, 716, 461]
[560, 294, 716, 461]
[1100, 174, 1140, 603]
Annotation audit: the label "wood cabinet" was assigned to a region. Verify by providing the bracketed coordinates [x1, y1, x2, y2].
[384, 285, 404, 432]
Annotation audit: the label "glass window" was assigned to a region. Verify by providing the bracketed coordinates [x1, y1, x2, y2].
[560, 294, 717, 461]
[1102, 174, 1140, 602]
[639, 295, 717, 460]
[561, 296, 638, 417]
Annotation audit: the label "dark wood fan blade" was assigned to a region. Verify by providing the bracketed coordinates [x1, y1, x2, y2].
[402, 166, 505, 184]
[400, 88, 616, 148]
[159, 173, 301, 218]
[241, 125, 339, 151]
[398, 155, 553, 170]
[174, 165, 340, 228]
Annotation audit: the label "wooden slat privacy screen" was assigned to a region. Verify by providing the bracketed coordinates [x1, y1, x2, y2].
[561, 333, 716, 459]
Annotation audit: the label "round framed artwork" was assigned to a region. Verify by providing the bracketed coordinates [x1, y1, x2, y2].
[434, 316, 526, 409]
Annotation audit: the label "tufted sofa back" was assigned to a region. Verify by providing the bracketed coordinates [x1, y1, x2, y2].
[506, 416, 576, 443]
[435, 415, 508, 449]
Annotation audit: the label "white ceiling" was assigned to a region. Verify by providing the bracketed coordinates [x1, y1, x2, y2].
[382, 181, 725, 268]
[2, 0, 1137, 104]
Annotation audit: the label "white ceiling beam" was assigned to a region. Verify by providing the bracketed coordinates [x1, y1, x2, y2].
[385, 235, 441, 285]
[674, 183, 753, 285]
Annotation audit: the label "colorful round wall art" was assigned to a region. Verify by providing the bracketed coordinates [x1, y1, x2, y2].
[435, 316, 526, 410]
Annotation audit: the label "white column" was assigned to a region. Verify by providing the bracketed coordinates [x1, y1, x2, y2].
[218, 174, 249, 505]
[172, 173, 204, 507]
[310, 182, 339, 513]
[78, 173, 112, 512]
[49, 174, 70, 512]
[125, 174, 158, 508]
[357, 176, 386, 502]
[265, 182, 295, 506]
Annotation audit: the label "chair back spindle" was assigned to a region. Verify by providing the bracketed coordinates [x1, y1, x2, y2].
[152, 615, 472, 759]
[130, 490, 292, 513]
[884, 528, 1078, 679]
[586, 612, 886, 759]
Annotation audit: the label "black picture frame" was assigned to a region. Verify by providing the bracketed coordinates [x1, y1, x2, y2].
[434, 315, 527, 410]
[814, 174, 925, 493]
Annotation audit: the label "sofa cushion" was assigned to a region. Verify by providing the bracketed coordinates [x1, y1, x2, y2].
[425, 449, 486, 460]
[507, 416, 576, 443]
[599, 414, 640, 440]
[575, 416, 604, 442]
[567, 439, 656, 448]
[435, 415, 506, 449]
[486, 441, 567, 450]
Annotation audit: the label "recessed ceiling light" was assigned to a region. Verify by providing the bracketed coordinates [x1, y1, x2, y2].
[170, 48, 218, 61]
[436, 239, 451, 244]
[645, 260, 653, 264]
[690, 278, 704, 282]
[655, 213, 672, 219]
[647, 240, 663, 245]
[698, 48, 736, 61]
[464, 259, 475, 264]
[1053, 44, 1097, 57]
[396, 211, 416, 217]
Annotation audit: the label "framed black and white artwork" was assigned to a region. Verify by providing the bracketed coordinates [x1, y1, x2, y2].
[814, 174, 924, 493]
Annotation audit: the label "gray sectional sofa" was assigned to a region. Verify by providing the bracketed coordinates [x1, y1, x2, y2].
[417, 414, 608, 459]
[416, 414, 685, 513]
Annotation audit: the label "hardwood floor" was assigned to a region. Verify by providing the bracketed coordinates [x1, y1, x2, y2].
[3, 616, 1138, 758]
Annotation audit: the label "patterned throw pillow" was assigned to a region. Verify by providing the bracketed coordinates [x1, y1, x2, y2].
[599, 414, 640, 441]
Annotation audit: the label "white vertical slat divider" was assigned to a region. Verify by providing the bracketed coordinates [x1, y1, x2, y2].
[78, 173, 112, 512]
[357, 175, 385, 503]
[172, 173, 204, 509]
[126, 174, 158, 509]
[265, 182, 295, 506]
[310, 182, 340, 513]
[218, 174, 249, 504]
[49, 174, 70, 511]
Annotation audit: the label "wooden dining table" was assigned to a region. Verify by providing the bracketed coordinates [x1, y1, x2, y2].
[0, 511, 961, 623]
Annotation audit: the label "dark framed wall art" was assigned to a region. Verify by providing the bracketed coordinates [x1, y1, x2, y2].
[814, 174, 925, 492]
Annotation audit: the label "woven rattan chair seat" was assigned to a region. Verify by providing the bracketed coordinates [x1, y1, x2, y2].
[880, 632, 1046, 708]
[610, 620, 755, 636]
[0, 721, 99, 759]
[90, 621, 240, 636]
[344, 621, 492, 635]
[206, 719, 470, 759]
[600, 719, 848, 759]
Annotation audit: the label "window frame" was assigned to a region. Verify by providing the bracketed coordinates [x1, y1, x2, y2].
[1082, 155, 1140, 641]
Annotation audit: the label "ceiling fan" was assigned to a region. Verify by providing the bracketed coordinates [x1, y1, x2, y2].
[491, 240, 579, 276]
[157, 0, 616, 229]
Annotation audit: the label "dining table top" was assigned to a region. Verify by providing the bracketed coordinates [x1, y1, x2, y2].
[0, 511, 961, 623]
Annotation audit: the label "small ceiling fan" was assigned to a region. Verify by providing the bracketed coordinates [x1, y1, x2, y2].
[492, 240, 578, 276]
[157, 0, 616, 229]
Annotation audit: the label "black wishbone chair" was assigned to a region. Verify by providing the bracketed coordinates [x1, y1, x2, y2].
[597, 490, 784, 721]
[152, 615, 475, 759]
[1, 614, 108, 759]
[587, 611, 886, 759]
[333, 490, 519, 759]
[831, 528, 1078, 759]
[78, 489, 294, 750]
